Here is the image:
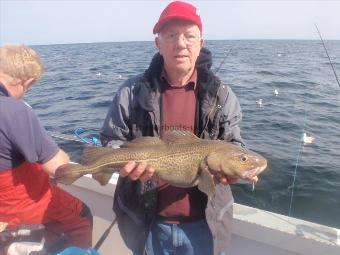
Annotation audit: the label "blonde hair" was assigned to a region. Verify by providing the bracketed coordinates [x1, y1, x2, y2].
[0, 44, 44, 83]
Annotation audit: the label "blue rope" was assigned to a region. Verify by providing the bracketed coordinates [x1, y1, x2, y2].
[74, 128, 101, 146]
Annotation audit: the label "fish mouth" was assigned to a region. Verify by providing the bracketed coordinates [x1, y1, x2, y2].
[242, 163, 267, 180]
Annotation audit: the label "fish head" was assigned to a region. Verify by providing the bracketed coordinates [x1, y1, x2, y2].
[206, 144, 267, 180]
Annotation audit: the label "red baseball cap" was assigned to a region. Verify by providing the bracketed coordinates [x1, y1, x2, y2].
[153, 1, 202, 34]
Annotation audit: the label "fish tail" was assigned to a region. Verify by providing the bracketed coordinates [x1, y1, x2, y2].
[54, 163, 87, 185]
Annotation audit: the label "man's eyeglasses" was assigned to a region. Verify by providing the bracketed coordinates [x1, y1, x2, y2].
[160, 32, 201, 46]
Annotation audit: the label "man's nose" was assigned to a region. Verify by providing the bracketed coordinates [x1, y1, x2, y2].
[175, 34, 187, 48]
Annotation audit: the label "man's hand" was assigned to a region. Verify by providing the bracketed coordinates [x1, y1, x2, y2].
[120, 161, 155, 182]
[212, 172, 239, 185]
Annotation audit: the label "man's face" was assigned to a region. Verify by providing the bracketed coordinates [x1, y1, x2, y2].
[155, 20, 203, 76]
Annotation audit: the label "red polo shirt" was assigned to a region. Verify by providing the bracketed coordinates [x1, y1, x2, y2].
[157, 69, 207, 223]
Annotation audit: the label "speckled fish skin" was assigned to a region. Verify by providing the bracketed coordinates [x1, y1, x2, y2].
[54, 131, 267, 196]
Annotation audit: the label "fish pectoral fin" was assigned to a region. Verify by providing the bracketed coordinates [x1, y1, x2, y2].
[82, 146, 115, 165]
[92, 168, 116, 186]
[163, 130, 200, 145]
[197, 167, 216, 199]
[120, 137, 165, 148]
[205, 152, 222, 172]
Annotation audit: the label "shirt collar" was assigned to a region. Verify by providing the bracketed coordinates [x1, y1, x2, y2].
[161, 69, 198, 89]
[0, 83, 10, 97]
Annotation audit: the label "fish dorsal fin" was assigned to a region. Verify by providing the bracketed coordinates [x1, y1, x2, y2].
[163, 130, 200, 145]
[120, 136, 165, 148]
[81, 146, 115, 165]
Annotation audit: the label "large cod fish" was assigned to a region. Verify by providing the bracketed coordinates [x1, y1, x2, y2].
[55, 131, 267, 197]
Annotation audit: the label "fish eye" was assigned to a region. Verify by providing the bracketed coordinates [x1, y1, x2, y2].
[240, 155, 248, 162]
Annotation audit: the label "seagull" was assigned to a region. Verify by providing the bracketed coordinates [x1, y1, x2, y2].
[302, 132, 315, 144]
[274, 89, 279, 96]
[256, 99, 263, 107]
[96, 72, 102, 76]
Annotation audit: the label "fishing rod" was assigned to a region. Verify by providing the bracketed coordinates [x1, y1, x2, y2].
[52, 43, 238, 145]
[200, 43, 238, 135]
[214, 43, 258, 191]
[93, 217, 117, 250]
[214, 42, 238, 75]
[314, 24, 340, 87]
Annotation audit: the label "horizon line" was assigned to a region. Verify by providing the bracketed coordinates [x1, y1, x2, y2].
[3, 38, 338, 47]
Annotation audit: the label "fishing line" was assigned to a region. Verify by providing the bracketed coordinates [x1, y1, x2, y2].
[287, 49, 315, 216]
[49, 132, 84, 143]
[288, 106, 308, 217]
[315, 24, 340, 87]
[287, 25, 334, 216]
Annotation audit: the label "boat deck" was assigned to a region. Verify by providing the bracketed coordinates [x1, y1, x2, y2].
[60, 174, 340, 255]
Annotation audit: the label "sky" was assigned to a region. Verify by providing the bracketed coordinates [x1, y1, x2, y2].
[1, 0, 340, 46]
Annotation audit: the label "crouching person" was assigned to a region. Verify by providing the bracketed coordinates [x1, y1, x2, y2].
[0, 44, 92, 253]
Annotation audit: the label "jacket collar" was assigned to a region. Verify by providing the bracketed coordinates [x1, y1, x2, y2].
[139, 47, 220, 111]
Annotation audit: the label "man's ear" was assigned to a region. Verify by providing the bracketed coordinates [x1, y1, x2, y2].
[200, 38, 204, 49]
[155, 37, 161, 54]
[155, 36, 159, 48]
[22, 78, 35, 90]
